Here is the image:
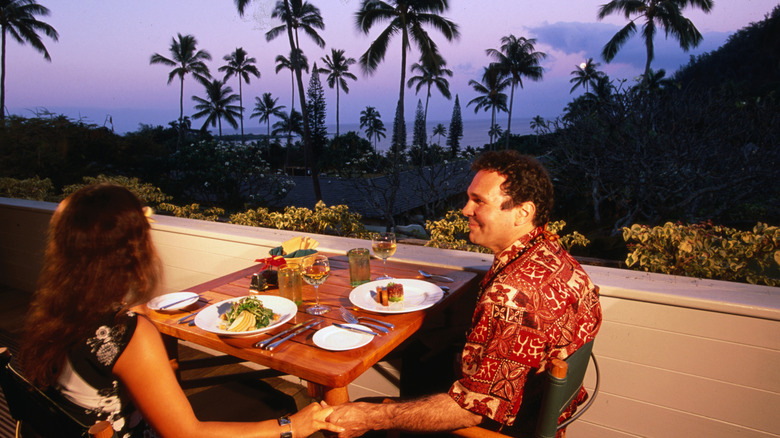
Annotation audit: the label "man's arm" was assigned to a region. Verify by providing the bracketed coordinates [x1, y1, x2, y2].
[328, 393, 483, 438]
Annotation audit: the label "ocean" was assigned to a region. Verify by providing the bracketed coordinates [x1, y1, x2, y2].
[225, 117, 535, 152]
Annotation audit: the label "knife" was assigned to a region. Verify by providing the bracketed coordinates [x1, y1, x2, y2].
[333, 323, 378, 336]
[254, 320, 312, 349]
[158, 295, 199, 310]
[264, 320, 321, 351]
[430, 274, 454, 282]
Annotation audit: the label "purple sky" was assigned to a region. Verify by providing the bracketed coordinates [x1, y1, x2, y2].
[7, 0, 779, 135]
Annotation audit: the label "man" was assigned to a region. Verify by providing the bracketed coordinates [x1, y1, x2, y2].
[329, 150, 602, 437]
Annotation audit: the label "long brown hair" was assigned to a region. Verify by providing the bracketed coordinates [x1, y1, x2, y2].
[21, 184, 163, 387]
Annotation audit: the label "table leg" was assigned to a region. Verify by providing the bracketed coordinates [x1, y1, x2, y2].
[308, 382, 350, 405]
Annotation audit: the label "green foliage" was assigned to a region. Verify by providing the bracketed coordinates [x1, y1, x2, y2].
[62, 175, 173, 206]
[229, 201, 368, 238]
[156, 203, 224, 221]
[623, 222, 779, 286]
[424, 212, 590, 254]
[447, 94, 463, 156]
[0, 177, 56, 201]
[319, 132, 373, 174]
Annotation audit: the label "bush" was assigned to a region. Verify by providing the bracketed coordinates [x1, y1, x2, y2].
[229, 201, 368, 238]
[623, 221, 779, 286]
[62, 175, 173, 206]
[0, 177, 57, 201]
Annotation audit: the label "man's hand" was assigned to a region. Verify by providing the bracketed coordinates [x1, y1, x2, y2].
[328, 402, 378, 438]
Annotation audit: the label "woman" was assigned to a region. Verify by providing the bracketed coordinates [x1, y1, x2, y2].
[20, 184, 342, 438]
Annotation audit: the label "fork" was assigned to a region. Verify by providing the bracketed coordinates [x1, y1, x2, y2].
[339, 307, 389, 333]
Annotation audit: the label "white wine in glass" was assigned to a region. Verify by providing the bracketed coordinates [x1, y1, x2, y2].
[371, 232, 397, 280]
[302, 255, 330, 315]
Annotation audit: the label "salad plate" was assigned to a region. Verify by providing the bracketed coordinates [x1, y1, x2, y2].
[313, 324, 374, 351]
[349, 279, 444, 314]
[194, 295, 297, 336]
[147, 291, 199, 311]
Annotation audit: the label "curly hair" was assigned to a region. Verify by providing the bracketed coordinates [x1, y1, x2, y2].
[21, 184, 162, 387]
[472, 150, 554, 227]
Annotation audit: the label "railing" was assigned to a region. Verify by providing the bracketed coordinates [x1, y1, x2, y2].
[2, 197, 778, 438]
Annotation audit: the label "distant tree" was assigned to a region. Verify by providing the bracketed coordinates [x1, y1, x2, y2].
[359, 105, 386, 152]
[598, 0, 714, 76]
[570, 57, 604, 94]
[468, 66, 509, 148]
[219, 47, 260, 142]
[355, 0, 460, 154]
[486, 35, 546, 148]
[318, 48, 357, 136]
[0, 0, 58, 121]
[432, 123, 446, 146]
[275, 50, 309, 112]
[407, 52, 452, 128]
[530, 115, 546, 134]
[150, 33, 211, 145]
[251, 92, 286, 136]
[412, 99, 427, 155]
[191, 79, 241, 137]
[446, 94, 463, 157]
[390, 99, 406, 156]
[306, 62, 328, 160]
[272, 109, 303, 148]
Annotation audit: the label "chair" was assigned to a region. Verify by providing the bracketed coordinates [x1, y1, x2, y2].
[451, 340, 600, 438]
[0, 347, 114, 438]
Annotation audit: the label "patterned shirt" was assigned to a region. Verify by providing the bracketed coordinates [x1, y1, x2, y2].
[448, 227, 602, 428]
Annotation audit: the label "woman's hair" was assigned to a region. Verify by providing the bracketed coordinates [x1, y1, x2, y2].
[21, 184, 162, 387]
[472, 150, 554, 227]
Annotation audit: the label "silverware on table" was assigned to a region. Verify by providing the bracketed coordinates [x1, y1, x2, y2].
[254, 320, 312, 349]
[264, 320, 321, 351]
[339, 307, 391, 332]
[333, 323, 378, 336]
[159, 295, 200, 310]
[418, 270, 454, 283]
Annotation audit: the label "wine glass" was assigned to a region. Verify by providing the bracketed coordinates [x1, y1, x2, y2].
[301, 254, 330, 315]
[371, 232, 397, 280]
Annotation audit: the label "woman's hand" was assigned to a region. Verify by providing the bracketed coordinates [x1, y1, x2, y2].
[290, 401, 344, 438]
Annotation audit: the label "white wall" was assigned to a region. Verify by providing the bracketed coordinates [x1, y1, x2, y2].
[2, 198, 779, 437]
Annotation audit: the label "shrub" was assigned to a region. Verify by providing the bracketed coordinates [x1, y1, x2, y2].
[62, 175, 173, 206]
[156, 203, 224, 221]
[229, 201, 368, 238]
[0, 177, 57, 201]
[424, 211, 588, 254]
[623, 221, 779, 286]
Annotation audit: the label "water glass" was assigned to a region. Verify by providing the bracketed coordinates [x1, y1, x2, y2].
[347, 248, 371, 287]
[278, 265, 303, 305]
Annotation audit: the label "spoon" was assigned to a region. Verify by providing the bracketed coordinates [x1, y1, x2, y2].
[418, 270, 454, 282]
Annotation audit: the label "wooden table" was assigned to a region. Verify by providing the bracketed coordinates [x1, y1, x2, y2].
[143, 252, 479, 405]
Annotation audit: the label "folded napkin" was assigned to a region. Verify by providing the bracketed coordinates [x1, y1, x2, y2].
[269, 247, 318, 258]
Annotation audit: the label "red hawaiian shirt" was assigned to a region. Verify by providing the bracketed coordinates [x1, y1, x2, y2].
[448, 227, 602, 427]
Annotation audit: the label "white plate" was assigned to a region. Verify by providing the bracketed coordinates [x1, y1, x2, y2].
[313, 324, 374, 351]
[194, 295, 297, 336]
[147, 292, 199, 311]
[349, 279, 444, 314]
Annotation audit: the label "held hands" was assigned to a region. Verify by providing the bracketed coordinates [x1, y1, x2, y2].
[326, 402, 376, 438]
[292, 401, 344, 438]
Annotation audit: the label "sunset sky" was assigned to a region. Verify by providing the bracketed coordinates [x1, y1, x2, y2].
[6, 0, 779, 135]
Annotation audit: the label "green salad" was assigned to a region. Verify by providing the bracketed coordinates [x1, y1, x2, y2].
[220, 296, 277, 331]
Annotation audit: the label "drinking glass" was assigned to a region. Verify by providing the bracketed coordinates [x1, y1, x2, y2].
[371, 232, 397, 280]
[301, 255, 330, 315]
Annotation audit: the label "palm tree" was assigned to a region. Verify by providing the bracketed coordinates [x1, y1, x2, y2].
[467, 66, 509, 148]
[150, 33, 211, 143]
[486, 35, 545, 149]
[432, 123, 446, 145]
[570, 57, 604, 94]
[251, 92, 286, 137]
[272, 109, 304, 147]
[355, 0, 460, 145]
[359, 105, 386, 152]
[530, 115, 546, 134]
[275, 50, 309, 112]
[407, 52, 452, 129]
[598, 0, 714, 76]
[219, 47, 260, 142]
[235, 0, 325, 200]
[0, 0, 58, 121]
[191, 79, 241, 137]
[318, 48, 357, 137]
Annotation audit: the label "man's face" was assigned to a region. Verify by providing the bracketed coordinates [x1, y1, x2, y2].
[462, 170, 526, 254]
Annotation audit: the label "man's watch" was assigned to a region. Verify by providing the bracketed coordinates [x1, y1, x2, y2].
[278, 415, 292, 438]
